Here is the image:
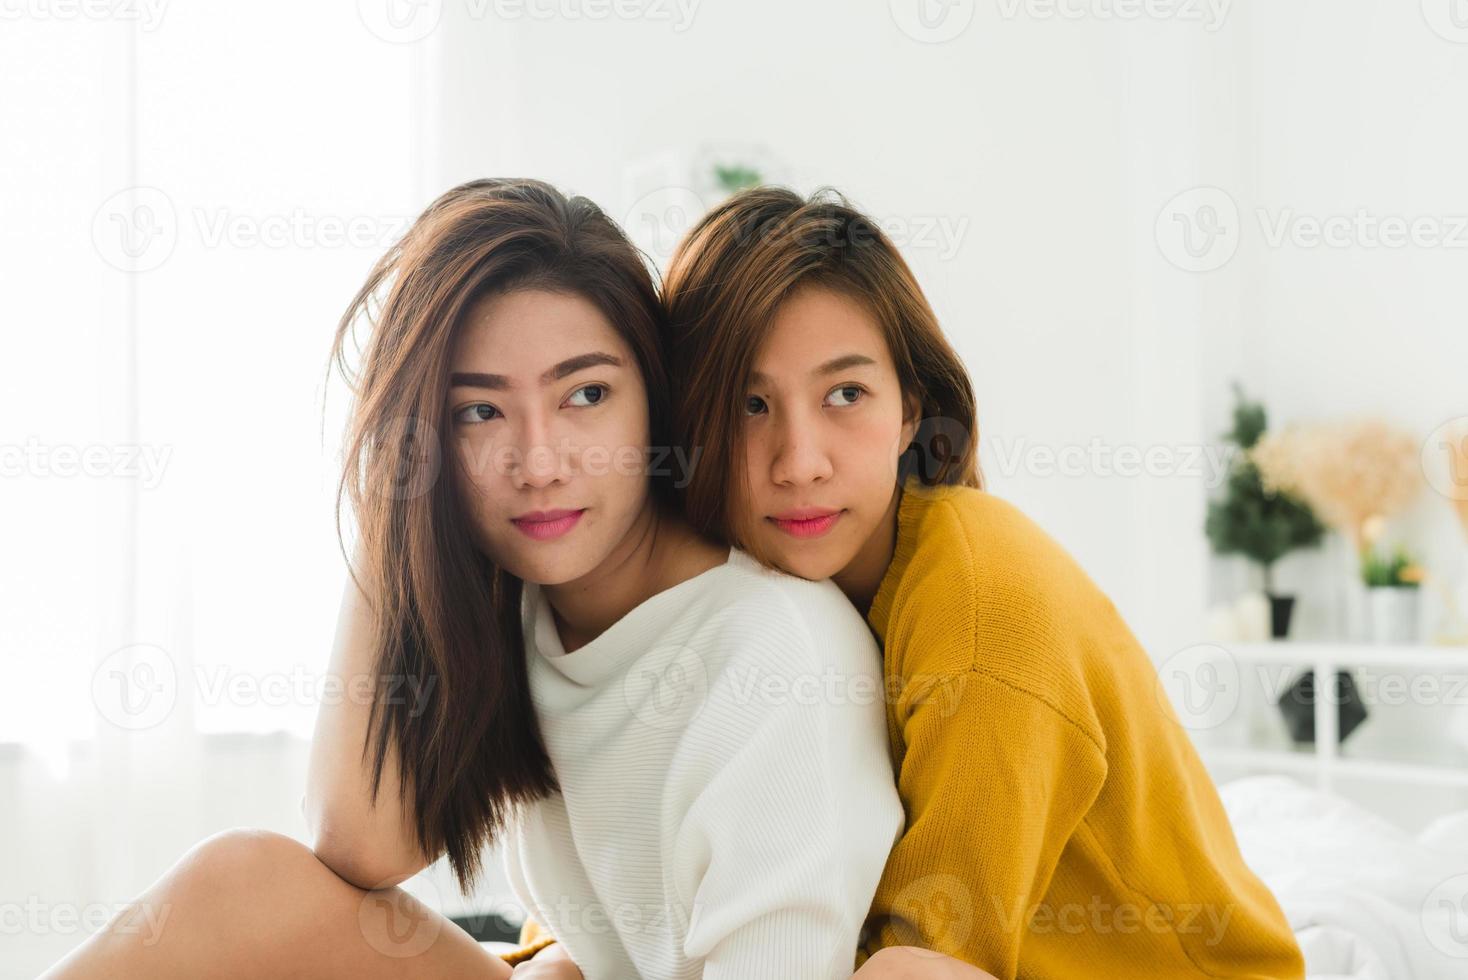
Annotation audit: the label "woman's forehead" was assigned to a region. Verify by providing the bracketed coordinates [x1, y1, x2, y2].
[452, 289, 630, 373]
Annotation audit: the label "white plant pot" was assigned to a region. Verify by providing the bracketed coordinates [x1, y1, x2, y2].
[1365, 586, 1420, 644]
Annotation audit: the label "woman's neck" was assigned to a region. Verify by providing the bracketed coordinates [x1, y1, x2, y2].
[542, 500, 727, 653]
[831, 483, 904, 617]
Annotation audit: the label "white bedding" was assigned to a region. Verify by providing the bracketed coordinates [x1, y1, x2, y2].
[486, 777, 1468, 977]
[1220, 776, 1468, 979]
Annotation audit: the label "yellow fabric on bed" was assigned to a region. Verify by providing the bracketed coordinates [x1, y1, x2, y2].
[496, 916, 558, 966]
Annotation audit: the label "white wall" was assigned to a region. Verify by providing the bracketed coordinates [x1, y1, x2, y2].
[425, 0, 1224, 660]
[1204, 2, 1468, 632]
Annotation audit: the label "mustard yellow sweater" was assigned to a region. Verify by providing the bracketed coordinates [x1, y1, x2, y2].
[852, 479, 1302, 978]
[506, 479, 1304, 978]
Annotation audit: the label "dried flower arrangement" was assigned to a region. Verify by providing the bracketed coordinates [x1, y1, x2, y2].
[1249, 418, 1421, 560]
[1444, 423, 1468, 542]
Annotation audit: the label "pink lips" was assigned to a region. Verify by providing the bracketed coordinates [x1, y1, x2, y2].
[511, 508, 586, 541]
[767, 508, 844, 539]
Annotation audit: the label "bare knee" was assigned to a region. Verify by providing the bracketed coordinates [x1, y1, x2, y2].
[41, 829, 327, 980]
[157, 828, 327, 934]
[179, 827, 312, 875]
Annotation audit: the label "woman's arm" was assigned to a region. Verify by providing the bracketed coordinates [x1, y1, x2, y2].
[303, 567, 437, 890]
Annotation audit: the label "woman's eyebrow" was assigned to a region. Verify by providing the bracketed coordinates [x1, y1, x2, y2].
[749, 353, 878, 385]
[543, 351, 622, 383]
[449, 351, 623, 391]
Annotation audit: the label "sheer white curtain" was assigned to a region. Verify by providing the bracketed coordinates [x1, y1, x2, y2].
[1, 6, 444, 972]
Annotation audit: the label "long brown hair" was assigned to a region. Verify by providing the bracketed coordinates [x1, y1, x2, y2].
[662, 186, 982, 545]
[328, 178, 668, 891]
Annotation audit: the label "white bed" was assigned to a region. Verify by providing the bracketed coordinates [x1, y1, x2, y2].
[1221, 775, 1468, 979]
[482, 775, 1468, 977]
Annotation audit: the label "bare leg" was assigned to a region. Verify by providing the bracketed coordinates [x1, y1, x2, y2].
[39, 828, 514, 980]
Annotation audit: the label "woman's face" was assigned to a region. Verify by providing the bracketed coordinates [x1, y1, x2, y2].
[446, 288, 652, 586]
[738, 285, 918, 582]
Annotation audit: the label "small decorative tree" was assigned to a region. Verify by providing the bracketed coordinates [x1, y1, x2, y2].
[1206, 384, 1326, 629]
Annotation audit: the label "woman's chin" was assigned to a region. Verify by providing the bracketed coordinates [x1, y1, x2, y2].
[766, 541, 847, 583]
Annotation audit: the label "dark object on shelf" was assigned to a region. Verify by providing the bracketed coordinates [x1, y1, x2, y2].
[1266, 593, 1296, 639]
[1275, 670, 1368, 745]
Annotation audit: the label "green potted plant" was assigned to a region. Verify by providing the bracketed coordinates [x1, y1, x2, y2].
[1360, 542, 1424, 644]
[1249, 415, 1422, 641]
[1206, 384, 1326, 638]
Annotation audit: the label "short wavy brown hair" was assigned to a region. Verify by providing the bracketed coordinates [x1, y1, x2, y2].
[662, 186, 982, 547]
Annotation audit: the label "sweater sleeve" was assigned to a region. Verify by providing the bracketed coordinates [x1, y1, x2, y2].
[859, 667, 1107, 978]
[676, 607, 901, 980]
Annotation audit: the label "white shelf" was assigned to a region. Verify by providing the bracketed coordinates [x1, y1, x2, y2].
[1194, 640, 1468, 799]
[1209, 748, 1468, 789]
[1226, 641, 1468, 669]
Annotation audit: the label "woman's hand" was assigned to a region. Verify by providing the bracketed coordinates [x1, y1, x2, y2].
[509, 941, 583, 979]
[853, 946, 999, 979]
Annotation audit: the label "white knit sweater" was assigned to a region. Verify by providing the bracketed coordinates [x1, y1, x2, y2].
[500, 547, 903, 980]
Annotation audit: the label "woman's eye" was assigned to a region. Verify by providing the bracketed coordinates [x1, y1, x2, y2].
[744, 395, 767, 416]
[825, 385, 865, 407]
[454, 403, 500, 424]
[565, 384, 607, 408]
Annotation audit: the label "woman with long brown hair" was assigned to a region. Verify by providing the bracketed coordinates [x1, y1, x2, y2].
[42, 179, 902, 980]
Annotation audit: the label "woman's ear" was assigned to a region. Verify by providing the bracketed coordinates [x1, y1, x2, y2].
[900, 392, 923, 450]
